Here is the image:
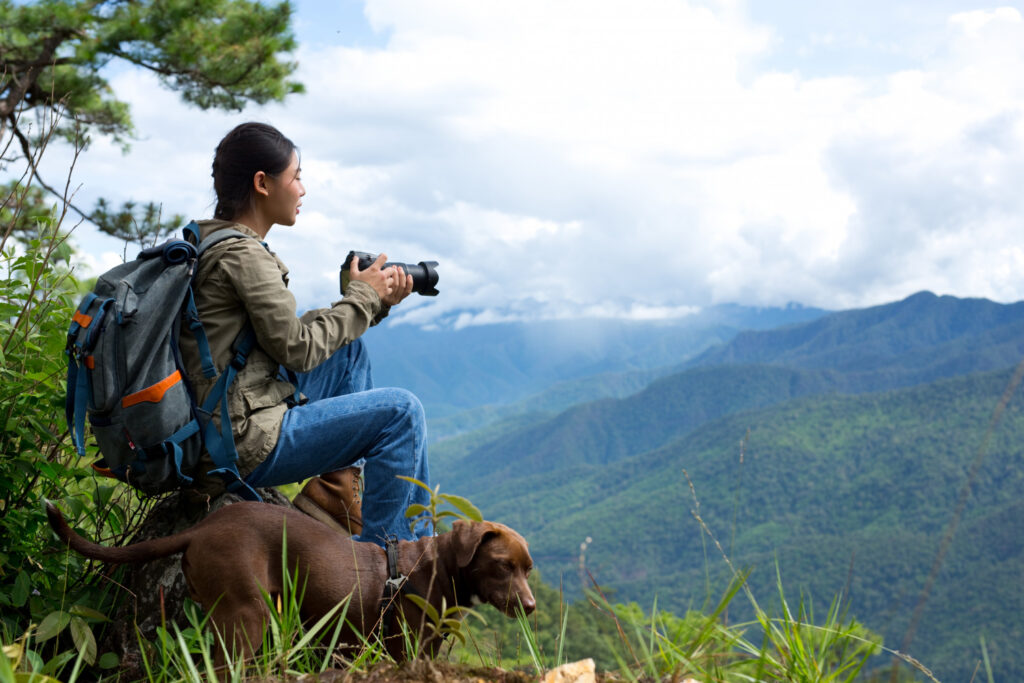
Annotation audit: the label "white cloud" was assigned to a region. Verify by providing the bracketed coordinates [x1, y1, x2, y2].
[949, 6, 1022, 37]
[13, 0, 1024, 324]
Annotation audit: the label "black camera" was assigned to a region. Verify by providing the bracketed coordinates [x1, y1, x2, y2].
[340, 250, 440, 297]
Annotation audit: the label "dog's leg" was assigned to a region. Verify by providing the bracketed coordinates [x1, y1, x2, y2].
[210, 598, 269, 671]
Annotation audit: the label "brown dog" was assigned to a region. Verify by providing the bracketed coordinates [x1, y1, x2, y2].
[46, 501, 535, 663]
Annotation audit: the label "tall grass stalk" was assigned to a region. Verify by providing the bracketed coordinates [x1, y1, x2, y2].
[583, 571, 748, 682]
[513, 604, 546, 675]
[979, 637, 994, 683]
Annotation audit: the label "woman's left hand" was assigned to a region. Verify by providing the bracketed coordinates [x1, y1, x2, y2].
[381, 267, 414, 306]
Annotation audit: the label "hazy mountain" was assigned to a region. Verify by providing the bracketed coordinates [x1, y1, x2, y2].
[364, 302, 828, 417]
[435, 291, 1024, 493]
[423, 291, 1024, 680]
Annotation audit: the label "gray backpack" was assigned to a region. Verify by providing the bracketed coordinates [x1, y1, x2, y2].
[65, 223, 261, 500]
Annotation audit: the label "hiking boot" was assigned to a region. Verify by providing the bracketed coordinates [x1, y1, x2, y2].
[293, 466, 363, 536]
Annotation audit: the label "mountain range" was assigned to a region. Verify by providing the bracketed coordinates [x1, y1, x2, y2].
[372, 291, 1024, 681]
[365, 301, 827, 419]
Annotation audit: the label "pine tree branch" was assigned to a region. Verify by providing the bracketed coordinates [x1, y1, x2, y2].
[105, 47, 264, 90]
[0, 30, 74, 120]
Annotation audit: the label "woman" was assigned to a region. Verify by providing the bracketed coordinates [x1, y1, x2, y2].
[179, 121, 431, 545]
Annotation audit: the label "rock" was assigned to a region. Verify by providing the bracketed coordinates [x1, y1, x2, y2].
[98, 487, 293, 680]
[541, 658, 596, 683]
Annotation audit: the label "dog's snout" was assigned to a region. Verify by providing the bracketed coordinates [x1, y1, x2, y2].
[519, 592, 537, 615]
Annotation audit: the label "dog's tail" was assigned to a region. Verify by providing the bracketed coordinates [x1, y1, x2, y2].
[46, 501, 194, 564]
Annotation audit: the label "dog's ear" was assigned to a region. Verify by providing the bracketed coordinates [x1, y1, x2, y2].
[453, 520, 500, 569]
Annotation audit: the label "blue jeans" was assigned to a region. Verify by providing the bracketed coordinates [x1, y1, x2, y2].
[244, 339, 431, 545]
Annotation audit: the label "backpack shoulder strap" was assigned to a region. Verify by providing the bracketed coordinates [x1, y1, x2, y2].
[197, 228, 255, 255]
[182, 221, 258, 255]
[199, 323, 261, 501]
[181, 222, 265, 502]
[181, 223, 257, 379]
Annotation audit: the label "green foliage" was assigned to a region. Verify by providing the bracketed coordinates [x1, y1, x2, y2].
[743, 567, 883, 683]
[402, 594, 482, 653]
[0, 216, 107, 678]
[460, 566, 888, 683]
[0, 182, 67, 255]
[0, 196, 82, 625]
[91, 197, 183, 250]
[398, 475, 483, 535]
[0, 0, 302, 146]
[1, 0, 304, 239]
[0, 127, 159, 681]
[0, 624, 88, 683]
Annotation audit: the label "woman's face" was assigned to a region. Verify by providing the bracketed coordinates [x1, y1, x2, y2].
[264, 152, 305, 227]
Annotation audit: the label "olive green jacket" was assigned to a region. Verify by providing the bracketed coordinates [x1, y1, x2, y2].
[179, 220, 385, 486]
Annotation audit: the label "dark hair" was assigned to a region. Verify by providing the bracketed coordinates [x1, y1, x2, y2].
[212, 122, 297, 220]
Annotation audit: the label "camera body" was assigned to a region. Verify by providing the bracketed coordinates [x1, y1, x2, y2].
[340, 250, 440, 297]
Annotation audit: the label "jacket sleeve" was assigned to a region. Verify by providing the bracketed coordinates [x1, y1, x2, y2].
[300, 301, 391, 326]
[219, 239, 382, 372]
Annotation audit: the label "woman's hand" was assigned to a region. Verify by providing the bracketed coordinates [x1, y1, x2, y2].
[349, 253, 393, 300]
[349, 253, 413, 306]
[381, 268, 414, 306]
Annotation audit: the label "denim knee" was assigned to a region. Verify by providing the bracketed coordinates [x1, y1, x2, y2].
[379, 387, 425, 431]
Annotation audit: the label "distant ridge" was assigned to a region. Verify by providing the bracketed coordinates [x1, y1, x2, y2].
[688, 291, 1024, 389]
[368, 301, 829, 416]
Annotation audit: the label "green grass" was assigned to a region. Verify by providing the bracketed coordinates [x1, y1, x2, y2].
[3, 478, 958, 683]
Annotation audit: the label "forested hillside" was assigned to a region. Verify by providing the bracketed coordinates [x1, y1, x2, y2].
[424, 292, 1024, 681]
[442, 368, 1023, 681]
[431, 364, 843, 480]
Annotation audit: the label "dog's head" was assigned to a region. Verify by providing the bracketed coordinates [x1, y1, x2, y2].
[450, 519, 535, 617]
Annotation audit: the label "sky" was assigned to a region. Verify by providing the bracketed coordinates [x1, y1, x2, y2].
[25, 0, 1024, 327]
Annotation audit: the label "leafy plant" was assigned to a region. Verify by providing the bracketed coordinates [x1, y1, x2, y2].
[0, 617, 98, 683]
[398, 475, 483, 534]
[403, 593, 484, 654]
[0, 109, 154, 681]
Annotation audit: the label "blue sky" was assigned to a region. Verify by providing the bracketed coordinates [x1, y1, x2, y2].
[26, 0, 1024, 327]
[292, 0, 391, 48]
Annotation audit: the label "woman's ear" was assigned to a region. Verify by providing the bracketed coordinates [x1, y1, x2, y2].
[252, 170, 270, 197]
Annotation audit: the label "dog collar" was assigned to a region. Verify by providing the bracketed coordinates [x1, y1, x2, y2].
[380, 535, 408, 640]
[385, 535, 407, 590]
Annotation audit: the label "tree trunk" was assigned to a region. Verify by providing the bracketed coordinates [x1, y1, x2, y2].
[98, 487, 295, 679]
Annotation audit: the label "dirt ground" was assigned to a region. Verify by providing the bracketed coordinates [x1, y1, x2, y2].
[299, 660, 534, 682]
[287, 659, 625, 683]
